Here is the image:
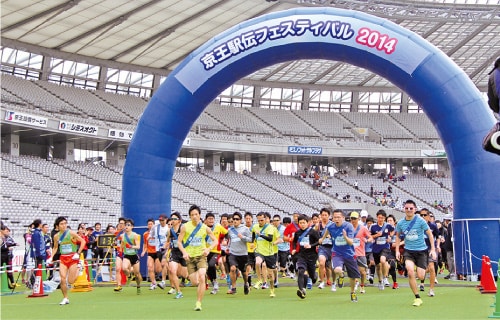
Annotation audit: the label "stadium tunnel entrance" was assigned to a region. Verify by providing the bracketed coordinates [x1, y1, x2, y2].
[122, 8, 500, 275]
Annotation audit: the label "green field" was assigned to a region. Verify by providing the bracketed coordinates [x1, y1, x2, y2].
[1, 276, 497, 320]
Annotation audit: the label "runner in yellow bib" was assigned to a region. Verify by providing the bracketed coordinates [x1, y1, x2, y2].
[178, 205, 217, 311]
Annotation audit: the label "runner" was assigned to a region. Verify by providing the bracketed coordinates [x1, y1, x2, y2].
[141, 219, 162, 290]
[226, 211, 252, 295]
[119, 219, 142, 294]
[167, 211, 188, 299]
[395, 200, 437, 307]
[320, 209, 361, 302]
[51, 216, 86, 305]
[178, 205, 218, 311]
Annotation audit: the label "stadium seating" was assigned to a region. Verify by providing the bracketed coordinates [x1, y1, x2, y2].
[1, 75, 447, 149]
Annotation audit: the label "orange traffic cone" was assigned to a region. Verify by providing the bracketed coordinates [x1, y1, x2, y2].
[28, 264, 48, 298]
[478, 256, 488, 290]
[71, 254, 93, 292]
[479, 256, 497, 294]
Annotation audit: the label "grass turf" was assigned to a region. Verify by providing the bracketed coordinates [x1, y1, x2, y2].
[1, 276, 496, 320]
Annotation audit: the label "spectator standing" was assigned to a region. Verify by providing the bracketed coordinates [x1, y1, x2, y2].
[31, 219, 47, 268]
[442, 214, 455, 279]
[1, 225, 17, 288]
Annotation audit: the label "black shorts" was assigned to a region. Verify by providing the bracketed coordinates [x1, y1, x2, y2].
[403, 250, 428, 270]
[169, 249, 187, 267]
[255, 253, 276, 269]
[278, 251, 289, 269]
[124, 254, 140, 265]
[246, 252, 256, 268]
[373, 248, 392, 265]
[148, 252, 161, 261]
[296, 257, 317, 281]
[228, 254, 248, 273]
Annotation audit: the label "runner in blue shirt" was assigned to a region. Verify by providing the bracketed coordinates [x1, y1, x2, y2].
[395, 200, 436, 307]
[320, 209, 361, 302]
[369, 209, 394, 290]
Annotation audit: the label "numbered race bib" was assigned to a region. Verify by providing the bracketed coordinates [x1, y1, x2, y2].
[376, 237, 387, 245]
[335, 236, 347, 246]
[406, 230, 419, 241]
[352, 238, 361, 248]
[60, 243, 73, 254]
[322, 237, 333, 245]
[124, 248, 135, 255]
[299, 236, 310, 247]
[191, 237, 202, 247]
[148, 237, 156, 246]
[159, 235, 166, 245]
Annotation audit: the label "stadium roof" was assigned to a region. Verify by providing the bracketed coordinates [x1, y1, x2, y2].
[1, 0, 500, 91]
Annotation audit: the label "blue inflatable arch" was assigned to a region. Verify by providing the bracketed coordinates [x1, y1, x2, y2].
[123, 8, 499, 274]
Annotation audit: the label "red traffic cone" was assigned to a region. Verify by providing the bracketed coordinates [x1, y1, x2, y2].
[120, 270, 127, 285]
[28, 264, 48, 298]
[480, 256, 497, 294]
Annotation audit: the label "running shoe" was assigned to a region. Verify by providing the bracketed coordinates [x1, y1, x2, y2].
[337, 275, 344, 288]
[351, 292, 358, 302]
[318, 281, 325, 289]
[253, 281, 263, 290]
[360, 287, 366, 294]
[261, 282, 269, 289]
[114, 285, 122, 292]
[269, 289, 276, 298]
[167, 288, 176, 294]
[194, 301, 202, 311]
[368, 276, 374, 284]
[378, 283, 384, 290]
[383, 277, 390, 287]
[326, 280, 332, 286]
[158, 281, 166, 290]
[59, 298, 70, 305]
[274, 280, 279, 288]
[297, 289, 306, 299]
[392, 282, 399, 289]
[244, 284, 249, 295]
[213, 281, 219, 291]
[175, 292, 183, 299]
[412, 298, 423, 307]
[149, 283, 156, 290]
[428, 289, 435, 297]
[419, 284, 425, 292]
[331, 283, 337, 292]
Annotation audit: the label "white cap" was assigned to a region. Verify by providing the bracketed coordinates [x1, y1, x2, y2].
[360, 210, 368, 217]
[443, 214, 453, 221]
